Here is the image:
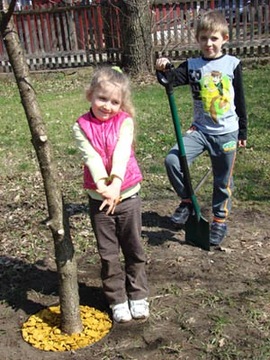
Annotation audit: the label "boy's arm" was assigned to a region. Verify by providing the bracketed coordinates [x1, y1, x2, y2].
[72, 122, 108, 188]
[171, 61, 189, 86]
[233, 63, 248, 143]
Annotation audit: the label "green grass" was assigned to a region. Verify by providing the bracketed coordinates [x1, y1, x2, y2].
[1, 64, 270, 207]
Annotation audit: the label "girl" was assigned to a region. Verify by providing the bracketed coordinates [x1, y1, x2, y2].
[73, 66, 149, 323]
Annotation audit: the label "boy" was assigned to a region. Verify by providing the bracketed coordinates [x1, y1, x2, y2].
[156, 10, 247, 246]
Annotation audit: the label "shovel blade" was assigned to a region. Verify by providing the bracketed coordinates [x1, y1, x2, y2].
[185, 215, 210, 251]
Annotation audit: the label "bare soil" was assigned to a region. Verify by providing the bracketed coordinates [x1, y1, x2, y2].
[1, 184, 270, 359]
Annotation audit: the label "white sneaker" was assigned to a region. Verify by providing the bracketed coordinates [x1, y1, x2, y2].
[129, 299, 149, 320]
[110, 301, 132, 323]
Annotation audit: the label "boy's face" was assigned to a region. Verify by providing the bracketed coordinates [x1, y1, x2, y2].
[197, 30, 229, 59]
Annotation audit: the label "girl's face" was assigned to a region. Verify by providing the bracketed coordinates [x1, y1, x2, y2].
[197, 30, 228, 59]
[90, 82, 122, 121]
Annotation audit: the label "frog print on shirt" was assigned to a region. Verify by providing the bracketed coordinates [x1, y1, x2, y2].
[200, 71, 232, 123]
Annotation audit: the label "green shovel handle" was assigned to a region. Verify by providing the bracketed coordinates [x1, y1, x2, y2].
[156, 69, 201, 221]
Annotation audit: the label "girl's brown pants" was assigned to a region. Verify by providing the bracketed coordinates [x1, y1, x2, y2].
[88, 194, 149, 306]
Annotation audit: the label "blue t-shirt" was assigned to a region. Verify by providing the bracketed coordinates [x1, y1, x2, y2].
[169, 54, 247, 139]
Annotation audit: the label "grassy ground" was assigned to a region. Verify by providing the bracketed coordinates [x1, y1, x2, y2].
[1, 64, 270, 360]
[1, 64, 270, 204]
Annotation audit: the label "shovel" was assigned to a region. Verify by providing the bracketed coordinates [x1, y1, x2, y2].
[157, 68, 210, 251]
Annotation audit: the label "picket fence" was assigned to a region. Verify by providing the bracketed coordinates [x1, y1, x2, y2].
[0, 0, 269, 73]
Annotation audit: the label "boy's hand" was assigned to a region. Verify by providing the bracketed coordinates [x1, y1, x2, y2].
[156, 57, 171, 71]
[238, 139, 247, 148]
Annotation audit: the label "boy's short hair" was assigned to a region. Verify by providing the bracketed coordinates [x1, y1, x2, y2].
[196, 10, 229, 40]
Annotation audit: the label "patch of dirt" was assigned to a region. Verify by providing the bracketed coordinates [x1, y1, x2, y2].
[1, 192, 270, 360]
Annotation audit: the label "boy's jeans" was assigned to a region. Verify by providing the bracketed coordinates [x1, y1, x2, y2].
[165, 128, 238, 221]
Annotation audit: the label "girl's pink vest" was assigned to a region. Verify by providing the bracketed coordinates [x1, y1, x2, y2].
[77, 111, 143, 191]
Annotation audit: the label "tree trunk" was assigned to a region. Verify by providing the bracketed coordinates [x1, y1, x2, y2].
[119, 0, 153, 74]
[0, 2, 83, 335]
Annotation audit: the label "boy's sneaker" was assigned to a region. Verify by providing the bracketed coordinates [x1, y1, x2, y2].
[110, 301, 132, 323]
[210, 222, 227, 246]
[129, 299, 149, 320]
[171, 202, 192, 226]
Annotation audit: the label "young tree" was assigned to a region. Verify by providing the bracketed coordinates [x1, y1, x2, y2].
[118, 0, 153, 73]
[0, 0, 83, 334]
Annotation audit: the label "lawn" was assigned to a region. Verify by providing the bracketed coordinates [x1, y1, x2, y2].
[1, 64, 270, 205]
[1, 64, 270, 360]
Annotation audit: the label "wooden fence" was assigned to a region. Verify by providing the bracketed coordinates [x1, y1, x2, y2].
[0, 0, 269, 73]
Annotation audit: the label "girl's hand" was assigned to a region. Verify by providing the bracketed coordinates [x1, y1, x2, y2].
[96, 180, 116, 214]
[99, 196, 122, 215]
[98, 183, 122, 215]
[98, 177, 121, 200]
[97, 176, 122, 215]
[96, 179, 107, 193]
